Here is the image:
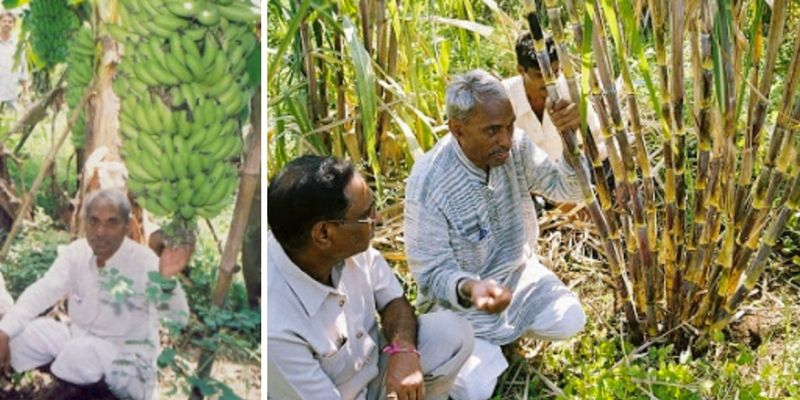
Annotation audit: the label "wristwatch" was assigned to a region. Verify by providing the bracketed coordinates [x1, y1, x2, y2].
[456, 278, 472, 308]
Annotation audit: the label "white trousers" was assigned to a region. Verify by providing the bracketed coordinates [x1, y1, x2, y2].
[367, 311, 475, 400]
[450, 261, 586, 400]
[9, 317, 156, 400]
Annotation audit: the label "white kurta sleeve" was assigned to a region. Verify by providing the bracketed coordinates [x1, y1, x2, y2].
[0, 248, 72, 338]
[405, 199, 481, 312]
[518, 131, 586, 203]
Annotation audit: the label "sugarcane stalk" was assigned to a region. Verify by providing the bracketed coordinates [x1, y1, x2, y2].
[524, 2, 639, 333]
[735, 0, 787, 225]
[609, 0, 660, 319]
[547, 0, 616, 232]
[729, 100, 800, 295]
[591, 0, 657, 335]
[668, 0, 687, 321]
[692, 0, 738, 327]
[710, 169, 800, 332]
[299, 18, 322, 127]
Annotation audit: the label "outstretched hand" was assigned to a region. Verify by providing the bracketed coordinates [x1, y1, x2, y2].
[468, 279, 512, 313]
[150, 229, 195, 277]
[159, 243, 194, 277]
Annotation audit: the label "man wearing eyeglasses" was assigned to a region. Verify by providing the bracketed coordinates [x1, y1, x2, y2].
[268, 155, 474, 400]
[0, 188, 190, 399]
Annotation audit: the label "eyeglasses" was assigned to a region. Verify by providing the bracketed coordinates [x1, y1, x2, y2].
[323, 203, 378, 226]
[325, 216, 378, 226]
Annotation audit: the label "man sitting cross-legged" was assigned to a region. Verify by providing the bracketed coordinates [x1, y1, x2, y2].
[0, 188, 189, 399]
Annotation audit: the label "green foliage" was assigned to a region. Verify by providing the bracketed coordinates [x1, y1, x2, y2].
[25, 0, 80, 68]
[99, 267, 136, 303]
[156, 241, 259, 399]
[267, 0, 519, 180]
[513, 318, 800, 399]
[1, 211, 69, 298]
[2, 0, 29, 9]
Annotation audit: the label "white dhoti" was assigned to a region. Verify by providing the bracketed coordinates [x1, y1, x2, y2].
[367, 311, 475, 400]
[9, 317, 157, 400]
[450, 259, 586, 400]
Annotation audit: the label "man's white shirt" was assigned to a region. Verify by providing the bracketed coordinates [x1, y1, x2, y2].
[502, 74, 606, 161]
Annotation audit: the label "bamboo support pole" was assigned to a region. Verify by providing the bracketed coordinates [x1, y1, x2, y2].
[192, 91, 261, 399]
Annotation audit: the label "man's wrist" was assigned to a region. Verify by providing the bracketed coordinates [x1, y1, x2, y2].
[456, 278, 473, 307]
[382, 342, 419, 357]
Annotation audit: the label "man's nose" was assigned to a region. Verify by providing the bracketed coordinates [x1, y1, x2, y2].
[498, 127, 513, 149]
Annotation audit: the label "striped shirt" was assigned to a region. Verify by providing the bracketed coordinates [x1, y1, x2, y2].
[404, 131, 584, 344]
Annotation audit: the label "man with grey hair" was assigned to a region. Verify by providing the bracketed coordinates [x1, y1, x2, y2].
[404, 69, 586, 400]
[0, 188, 189, 399]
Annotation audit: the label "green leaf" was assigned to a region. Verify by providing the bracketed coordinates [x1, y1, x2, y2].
[343, 16, 382, 194]
[267, 0, 312, 83]
[429, 16, 494, 38]
[245, 43, 261, 88]
[157, 348, 177, 368]
[2, 0, 29, 9]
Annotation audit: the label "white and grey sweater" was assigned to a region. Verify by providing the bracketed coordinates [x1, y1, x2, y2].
[404, 131, 585, 344]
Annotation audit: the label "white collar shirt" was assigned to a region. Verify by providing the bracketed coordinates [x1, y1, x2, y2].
[503, 74, 607, 161]
[0, 237, 189, 358]
[267, 234, 405, 400]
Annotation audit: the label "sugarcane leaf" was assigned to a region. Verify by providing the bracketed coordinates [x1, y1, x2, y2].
[267, 0, 313, 84]
[389, 110, 424, 162]
[343, 16, 382, 194]
[600, 0, 622, 52]
[734, 0, 766, 125]
[430, 16, 495, 38]
[2, 0, 28, 8]
[479, 0, 518, 29]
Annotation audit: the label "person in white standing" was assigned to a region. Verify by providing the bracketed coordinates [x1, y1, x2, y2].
[0, 11, 27, 113]
[404, 70, 587, 400]
[0, 189, 189, 399]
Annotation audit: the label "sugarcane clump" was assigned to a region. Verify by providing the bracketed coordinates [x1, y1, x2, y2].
[526, 0, 800, 342]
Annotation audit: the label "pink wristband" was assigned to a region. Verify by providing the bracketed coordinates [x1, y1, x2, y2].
[382, 343, 420, 357]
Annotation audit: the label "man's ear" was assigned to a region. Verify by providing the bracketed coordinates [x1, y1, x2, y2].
[449, 118, 464, 139]
[309, 221, 334, 249]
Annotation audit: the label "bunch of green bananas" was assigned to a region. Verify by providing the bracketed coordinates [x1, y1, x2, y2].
[65, 25, 95, 149]
[111, 0, 258, 223]
[27, 0, 80, 67]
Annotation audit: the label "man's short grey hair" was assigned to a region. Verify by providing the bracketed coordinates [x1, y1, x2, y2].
[445, 69, 510, 122]
[83, 189, 132, 222]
